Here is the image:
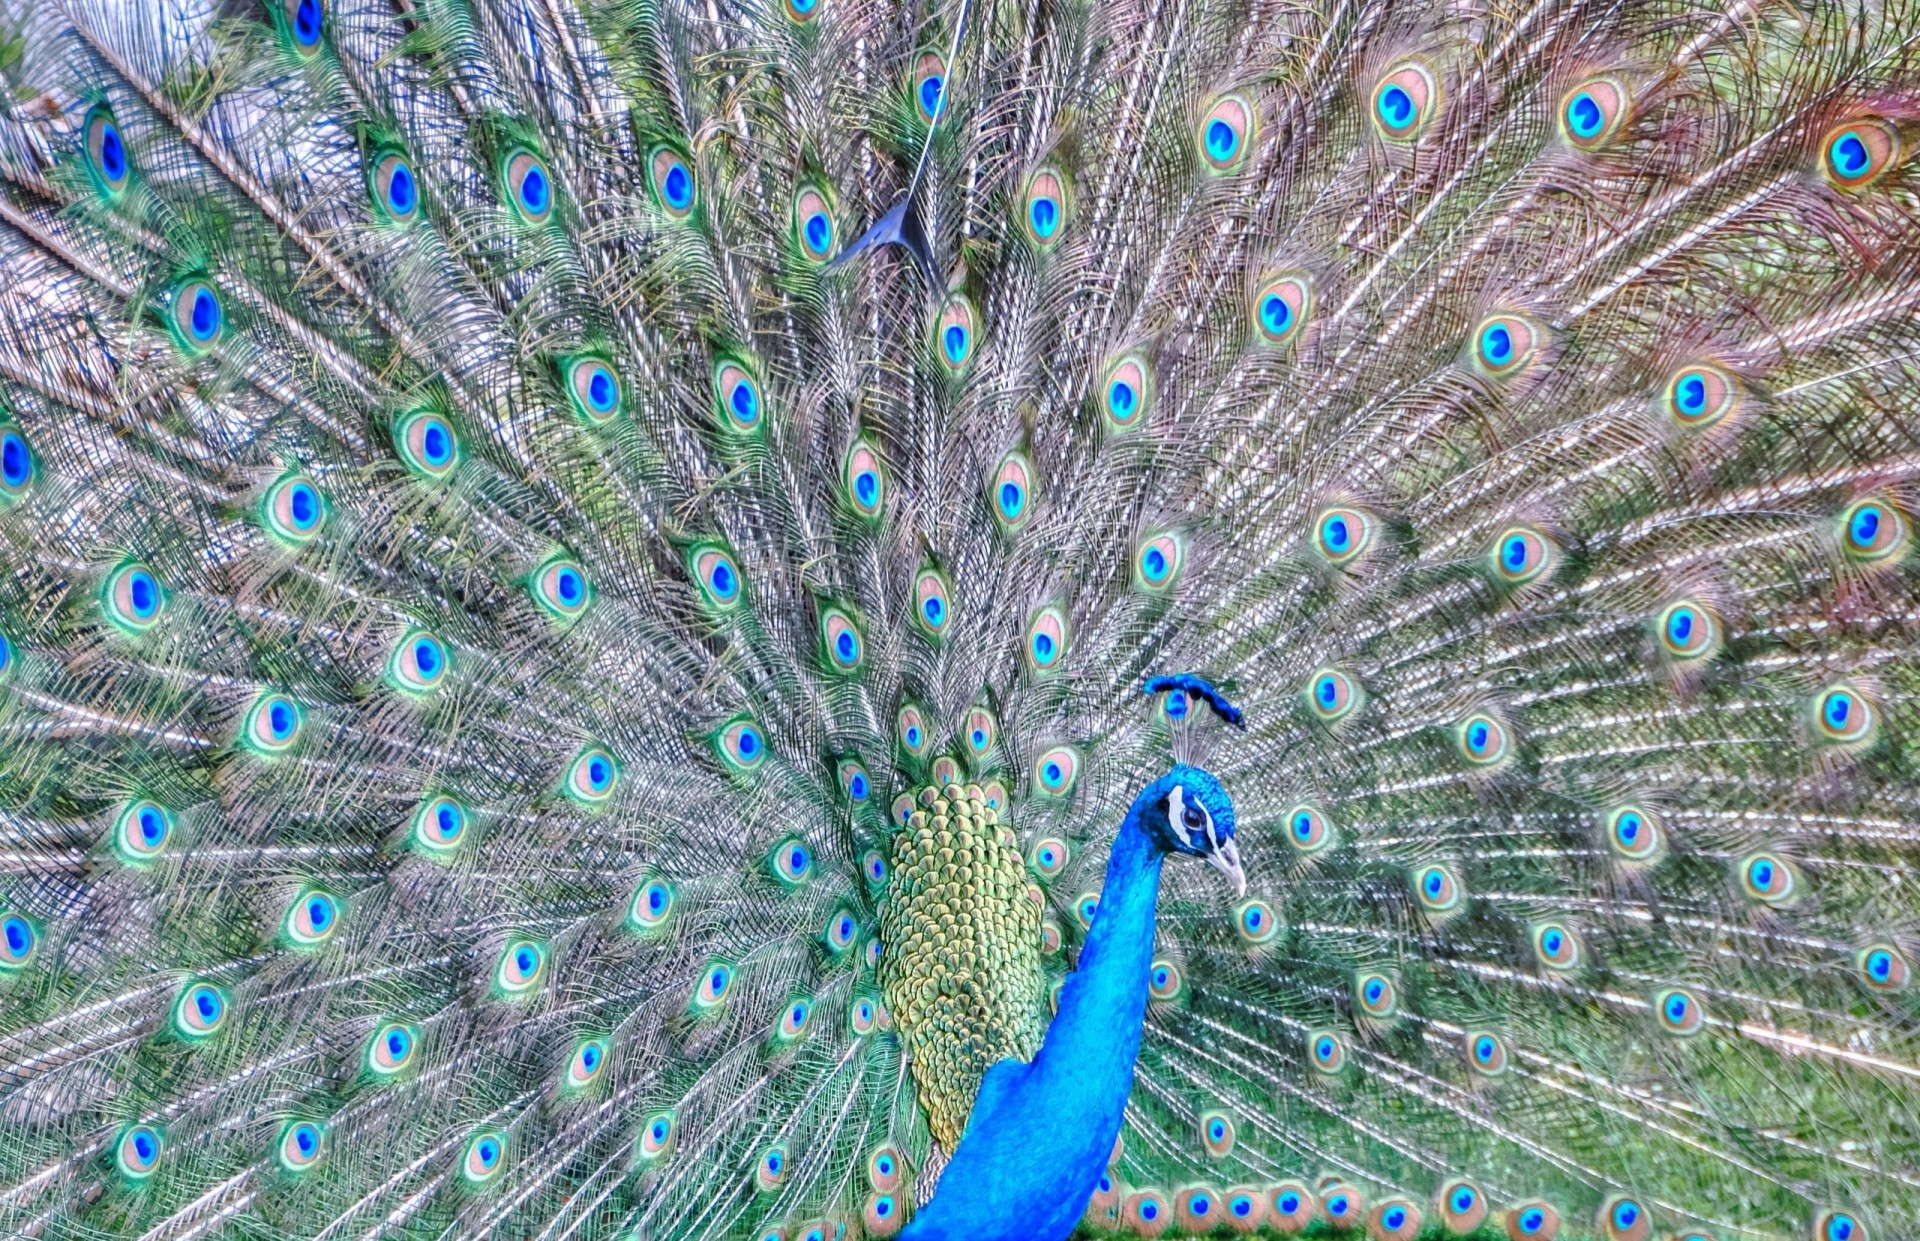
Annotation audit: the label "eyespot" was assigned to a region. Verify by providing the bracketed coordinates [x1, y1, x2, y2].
[864, 848, 889, 887]
[1178, 1186, 1225, 1233]
[1074, 891, 1100, 930]
[564, 356, 623, 425]
[115, 1124, 163, 1180]
[867, 938, 885, 974]
[686, 544, 745, 614]
[792, 185, 835, 261]
[1148, 959, 1184, 1001]
[1561, 76, 1629, 149]
[1663, 363, 1737, 430]
[691, 961, 733, 1011]
[1371, 1198, 1422, 1241]
[277, 1119, 325, 1173]
[504, 149, 553, 223]
[393, 408, 460, 479]
[1134, 532, 1185, 593]
[1737, 851, 1795, 904]
[825, 907, 859, 954]
[1814, 1210, 1866, 1241]
[1855, 941, 1911, 993]
[963, 707, 996, 759]
[528, 556, 591, 623]
[991, 450, 1035, 531]
[1123, 1190, 1170, 1234]
[1304, 667, 1357, 722]
[781, 0, 817, 25]
[494, 938, 548, 997]
[1471, 314, 1541, 379]
[1489, 525, 1553, 586]
[168, 279, 224, 353]
[1598, 1194, 1651, 1241]
[244, 692, 303, 754]
[865, 1142, 903, 1191]
[1456, 713, 1510, 766]
[896, 703, 929, 759]
[1653, 986, 1704, 1036]
[627, 874, 675, 933]
[638, 146, 694, 219]
[564, 1037, 608, 1091]
[1506, 1200, 1560, 1239]
[365, 1021, 419, 1077]
[1321, 1185, 1364, 1228]
[172, 980, 229, 1040]
[1373, 62, 1439, 141]
[461, 1130, 507, 1185]
[834, 759, 872, 805]
[1101, 352, 1154, 431]
[1198, 94, 1255, 172]
[1253, 273, 1311, 346]
[84, 106, 132, 198]
[1033, 746, 1080, 796]
[820, 606, 864, 673]
[412, 795, 468, 856]
[283, 888, 341, 949]
[368, 149, 418, 222]
[1822, 119, 1899, 189]
[865, 1193, 903, 1237]
[1467, 1029, 1509, 1077]
[1355, 971, 1398, 1018]
[1233, 897, 1279, 945]
[891, 793, 915, 827]
[770, 837, 812, 886]
[0, 424, 34, 503]
[756, 1144, 788, 1191]
[981, 779, 1007, 812]
[912, 51, 947, 123]
[102, 561, 166, 632]
[1021, 167, 1067, 247]
[0, 912, 38, 972]
[1656, 599, 1718, 660]
[1269, 1182, 1315, 1230]
[845, 439, 886, 518]
[1283, 804, 1334, 855]
[1314, 506, 1372, 565]
[281, 0, 324, 51]
[1531, 921, 1581, 971]
[1024, 604, 1071, 671]
[565, 746, 619, 803]
[633, 1114, 679, 1175]
[1195, 1111, 1234, 1158]
[261, 474, 327, 544]
[713, 360, 763, 433]
[112, 799, 173, 866]
[1839, 497, 1909, 563]
[1812, 682, 1875, 746]
[388, 628, 451, 695]
[934, 295, 977, 373]
[1040, 916, 1063, 955]
[1223, 1187, 1263, 1230]
[1414, 863, 1463, 916]
[1603, 805, 1663, 863]
[1028, 836, 1069, 879]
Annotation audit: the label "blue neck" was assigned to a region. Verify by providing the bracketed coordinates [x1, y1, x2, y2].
[1025, 791, 1166, 1154]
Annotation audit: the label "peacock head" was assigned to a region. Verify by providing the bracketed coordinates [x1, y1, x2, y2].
[1139, 764, 1244, 896]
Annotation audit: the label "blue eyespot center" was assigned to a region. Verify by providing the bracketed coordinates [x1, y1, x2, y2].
[1384, 1207, 1406, 1228]
[999, 481, 1023, 516]
[710, 561, 735, 596]
[1378, 85, 1414, 129]
[100, 126, 127, 180]
[804, 212, 831, 252]
[849, 773, 868, 799]
[134, 1131, 156, 1161]
[1482, 323, 1512, 364]
[422, 423, 450, 463]
[1324, 516, 1349, 551]
[520, 166, 549, 213]
[588, 370, 615, 410]
[387, 163, 415, 213]
[1030, 196, 1058, 237]
[307, 898, 331, 929]
[1613, 1201, 1639, 1228]
[4, 918, 31, 954]
[1869, 950, 1893, 980]
[289, 484, 318, 527]
[387, 1030, 408, 1056]
[129, 572, 157, 616]
[738, 729, 759, 757]
[1825, 692, 1853, 729]
[919, 76, 944, 117]
[1262, 294, 1291, 333]
[2, 434, 29, 486]
[1475, 1036, 1495, 1061]
[1279, 1193, 1301, 1213]
[1110, 381, 1135, 416]
[731, 381, 758, 423]
[926, 597, 946, 625]
[1469, 722, 1489, 750]
[1666, 995, 1688, 1021]
[1141, 1201, 1158, 1220]
[854, 471, 878, 505]
[1032, 632, 1054, 660]
[294, 0, 322, 43]
[663, 163, 691, 208]
[190, 289, 220, 341]
[1569, 92, 1602, 136]
[269, 702, 293, 737]
[943, 324, 968, 362]
[1205, 119, 1237, 160]
[557, 569, 582, 603]
[1833, 133, 1869, 176]
[1850, 506, 1882, 545]
[140, 809, 164, 843]
[1677, 374, 1707, 415]
[588, 757, 610, 787]
[1520, 1208, 1544, 1232]
[296, 1125, 316, 1153]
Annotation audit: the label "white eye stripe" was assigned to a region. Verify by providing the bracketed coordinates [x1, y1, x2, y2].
[1168, 784, 1212, 847]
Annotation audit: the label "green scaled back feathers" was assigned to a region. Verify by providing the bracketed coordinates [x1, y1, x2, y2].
[0, 0, 1916, 1239]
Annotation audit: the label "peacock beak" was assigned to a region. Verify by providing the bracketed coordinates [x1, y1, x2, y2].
[1203, 835, 1245, 898]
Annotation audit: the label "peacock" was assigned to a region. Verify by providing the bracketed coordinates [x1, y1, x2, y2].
[1, 0, 1918, 1237]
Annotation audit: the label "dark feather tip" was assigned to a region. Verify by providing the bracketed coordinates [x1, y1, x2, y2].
[1142, 674, 1246, 728]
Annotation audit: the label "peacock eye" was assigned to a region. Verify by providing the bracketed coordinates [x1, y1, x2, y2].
[370, 151, 418, 222]
[1022, 167, 1067, 247]
[0, 424, 35, 503]
[1821, 118, 1899, 189]
[1663, 362, 1738, 430]
[793, 185, 835, 261]
[844, 440, 886, 518]
[283, 0, 324, 52]
[169, 279, 225, 353]
[713, 359, 763, 433]
[102, 561, 166, 633]
[647, 146, 696, 218]
[1198, 94, 1255, 172]
[262, 474, 327, 543]
[1561, 76, 1630, 149]
[116, 1124, 164, 1180]
[84, 106, 132, 198]
[1373, 62, 1438, 141]
[393, 408, 460, 480]
[504, 149, 553, 223]
[1471, 314, 1542, 379]
[1101, 352, 1154, 431]
[566, 357, 623, 424]
[912, 51, 947, 123]
[934, 295, 977, 373]
[991, 450, 1035, 531]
